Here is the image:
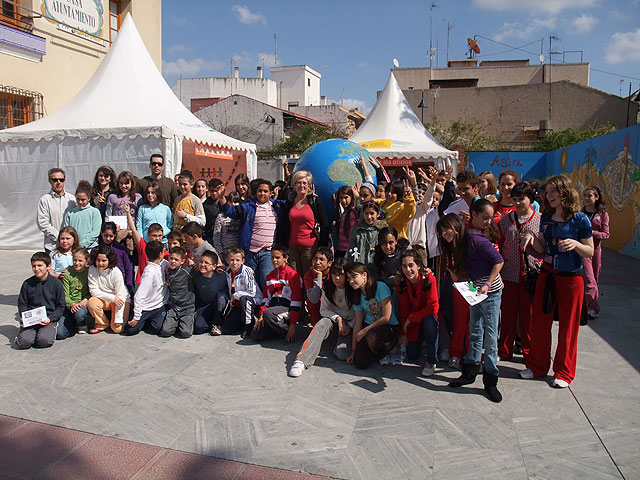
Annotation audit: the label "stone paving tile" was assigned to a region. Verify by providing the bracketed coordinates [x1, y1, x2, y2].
[133, 449, 244, 480]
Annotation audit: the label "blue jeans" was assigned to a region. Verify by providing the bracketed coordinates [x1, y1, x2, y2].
[464, 290, 502, 377]
[406, 315, 439, 365]
[124, 306, 166, 336]
[56, 306, 91, 340]
[245, 250, 274, 292]
[194, 302, 217, 334]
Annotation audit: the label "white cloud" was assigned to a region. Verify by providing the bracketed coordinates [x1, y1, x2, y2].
[493, 17, 555, 42]
[167, 43, 192, 56]
[473, 0, 597, 14]
[571, 14, 597, 34]
[162, 58, 225, 76]
[328, 97, 370, 114]
[605, 28, 640, 64]
[231, 5, 266, 25]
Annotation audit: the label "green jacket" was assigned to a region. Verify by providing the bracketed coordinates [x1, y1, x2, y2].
[62, 268, 89, 308]
[347, 218, 387, 276]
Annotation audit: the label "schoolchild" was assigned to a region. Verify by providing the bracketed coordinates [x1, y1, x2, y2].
[250, 245, 303, 343]
[212, 191, 241, 262]
[374, 179, 416, 240]
[438, 213, 505, 403]
[93, 222, 134, 292]
[124, 202, 168, 284]
[125, 241, 168, 335]
[160, 246, 196, 338]
[407, 166, 437, 249]
[182, 221, 216, 266]
[397, 249, 439, 376]
[105, 171, 142, 218]
[581, 186, 609, 319]
[166, 230, 183, 251]
[49, 226, 80, 279]
[62, 180, 102, 249]
[173, 171, 206, 230]
[289, 258, 354, 377]
[136, 181, 173, 244]
[373, 226, 402, 290]
[344, 262, 399, 369]
[302, 246, 334, 326]
[210, 247, 258, 336]
[15, 252, 65, 350]
[192, 251, 227, 335]
[334, 185, 359, 258]
[87, 245, 131, 334]
[493, 170, 519, 223]
[347, 201, 387, 274]
[59, 248, 93, 338]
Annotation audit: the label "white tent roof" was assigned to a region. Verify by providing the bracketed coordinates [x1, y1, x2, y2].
[0, 14, 255, 159]
[350, 72, 457, 164]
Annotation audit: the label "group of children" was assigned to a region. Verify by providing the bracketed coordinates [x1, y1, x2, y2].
[16, 158, 609, 405]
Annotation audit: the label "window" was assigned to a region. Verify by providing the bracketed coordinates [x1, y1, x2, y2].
[307, 78, 311, 87]
[0, 86, 43, 130]
[109, 0, 121, 41]
[288, 102, 299, 108]
[1, 0, 32, 32]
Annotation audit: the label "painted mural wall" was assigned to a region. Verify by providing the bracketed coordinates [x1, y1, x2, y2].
[468, 125, 640, 260]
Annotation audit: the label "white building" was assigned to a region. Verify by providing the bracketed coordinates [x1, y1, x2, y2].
[172, 64, 321, 111]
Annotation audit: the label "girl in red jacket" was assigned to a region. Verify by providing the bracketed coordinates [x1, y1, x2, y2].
[397, 249, 439, 376]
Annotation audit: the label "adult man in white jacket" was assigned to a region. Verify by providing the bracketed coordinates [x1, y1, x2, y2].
[37, 168, 75, 252]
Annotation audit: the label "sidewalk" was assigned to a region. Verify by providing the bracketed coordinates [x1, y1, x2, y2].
[0, 248, 638, 479]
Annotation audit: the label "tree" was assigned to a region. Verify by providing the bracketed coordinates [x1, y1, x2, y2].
[425, 119, 504, 152]
[258, 123, 348, 160]
[529, 123, 617, 151]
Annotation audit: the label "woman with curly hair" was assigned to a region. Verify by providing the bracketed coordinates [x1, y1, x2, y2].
[520, 175, 593, 388]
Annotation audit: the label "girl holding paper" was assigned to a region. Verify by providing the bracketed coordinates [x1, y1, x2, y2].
[437, 213, 505, 403]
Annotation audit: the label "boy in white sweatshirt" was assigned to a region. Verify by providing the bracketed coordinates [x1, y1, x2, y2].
[125, 241, 168, 335]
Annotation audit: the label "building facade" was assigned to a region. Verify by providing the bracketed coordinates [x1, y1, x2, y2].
[1, 0, 161, 130]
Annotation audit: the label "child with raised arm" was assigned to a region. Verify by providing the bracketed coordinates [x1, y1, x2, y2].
[124, 202, 167, 284]
[160, 246, 196, 338]
[15, 252, 65, 350]
[250, 245, 303, 343]
[59, 248, 92, 338]
[173, 171, 206, 230]
[125, 240, 168, 335]
[210, 247, 258, 336]
[87, 245, 130, 334]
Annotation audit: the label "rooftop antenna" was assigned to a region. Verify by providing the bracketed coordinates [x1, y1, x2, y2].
[444, 19, 455, 63]
[393, 58, 400, 68]
[274, 34, 279, 67]
[429, 3, 438, 68]
[467, 37, 480, 58]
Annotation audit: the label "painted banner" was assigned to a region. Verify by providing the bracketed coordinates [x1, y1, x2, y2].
[181, 141, 247, 194]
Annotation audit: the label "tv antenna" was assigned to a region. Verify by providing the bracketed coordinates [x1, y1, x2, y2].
[274, 34, 279, 67]
[393, 58, 400, 68]
[467, 37, 480, 58]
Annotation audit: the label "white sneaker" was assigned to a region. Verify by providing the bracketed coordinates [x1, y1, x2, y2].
[288, 360, 305, 378]
[519, 368, 534, 379]
[422, 363, 435, 377]
[439, 350, 450, 361]
[379, 355, 390, 366]
[448, 356, 460, 369]
[552, 378, 569, 388]
[587, 310, 599, 319]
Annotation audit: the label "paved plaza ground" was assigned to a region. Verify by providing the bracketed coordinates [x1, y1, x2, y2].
[0, 248, 638, 480]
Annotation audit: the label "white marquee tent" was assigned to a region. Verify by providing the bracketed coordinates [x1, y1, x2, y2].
[350, 72, 457, 169]
[0, 14, 256, 249]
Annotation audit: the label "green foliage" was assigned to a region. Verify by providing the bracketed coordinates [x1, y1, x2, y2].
[424, 119, 504, 152]
[529, 123, 617, 151]
[258, 124, 348, 160]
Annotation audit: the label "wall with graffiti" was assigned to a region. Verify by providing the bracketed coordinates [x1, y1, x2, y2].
[468, 125, 640, 260]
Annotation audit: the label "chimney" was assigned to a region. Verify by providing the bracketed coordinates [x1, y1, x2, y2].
[234, 66, 239, 79]
[320, 95, 327, 105]
[257, 66, 263, 78]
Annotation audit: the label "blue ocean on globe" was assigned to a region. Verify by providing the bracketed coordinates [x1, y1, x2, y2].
[292, 138, 378, 223]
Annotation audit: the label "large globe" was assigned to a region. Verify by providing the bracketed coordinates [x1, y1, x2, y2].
[292, 139, 377, 223]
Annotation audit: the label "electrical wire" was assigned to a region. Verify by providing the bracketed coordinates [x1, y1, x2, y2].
[590, 68, 640, 82]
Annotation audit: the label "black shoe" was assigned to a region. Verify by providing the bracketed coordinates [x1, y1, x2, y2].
[449, 362, 480, 388]
[483, 372, 503, 403]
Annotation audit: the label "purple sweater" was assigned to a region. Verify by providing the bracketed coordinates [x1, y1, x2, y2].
[466, 230, 504, 281]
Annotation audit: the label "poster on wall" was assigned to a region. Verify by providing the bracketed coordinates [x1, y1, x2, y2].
[41, 0, 104, 45]
[181, 141, 247, 195]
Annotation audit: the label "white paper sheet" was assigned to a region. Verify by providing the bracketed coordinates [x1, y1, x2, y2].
[444, 198, 469, 216]
[106, 215, 128, 230]
[21, 306, 47, 327]
[453, 282, 488, 306]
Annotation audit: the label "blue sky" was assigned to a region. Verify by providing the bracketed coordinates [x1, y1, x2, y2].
[161, 0, 640, 113]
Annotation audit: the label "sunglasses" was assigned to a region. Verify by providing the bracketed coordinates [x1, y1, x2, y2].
[150, 162, 164, 167]
[50, 178, 65, 182]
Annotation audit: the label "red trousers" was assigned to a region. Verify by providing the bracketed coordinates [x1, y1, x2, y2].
[527, 269, 583, 383]
[498, 280, 532, 360]
[449, 288, 469, 359]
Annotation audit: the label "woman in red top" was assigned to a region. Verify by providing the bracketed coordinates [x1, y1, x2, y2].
[493, 169, 519, 223]
[397, 249, 439, 376]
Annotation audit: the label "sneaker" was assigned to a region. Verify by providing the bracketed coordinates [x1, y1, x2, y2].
[552, 378, 569, 388]
[587, 310, 599, 319]
[422, 363, 435, 377]
[439, 350, 450, 362]
[288, 360, 305, 377]
[519, 368, 534, 379]
[209, 325, 222, 336]
[448, 356, 460, 369]
[77, 326, 88, 334]
[379, 355, 390, 366]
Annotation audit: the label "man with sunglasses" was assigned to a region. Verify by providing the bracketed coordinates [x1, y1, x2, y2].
[137, 153, 178, 208]
[37, 168, 76, 252]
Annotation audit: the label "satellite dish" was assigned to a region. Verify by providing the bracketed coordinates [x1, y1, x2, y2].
[393, 58, 400, 68]
[467, 37, 480, 57]
[539, 54, 546, 63]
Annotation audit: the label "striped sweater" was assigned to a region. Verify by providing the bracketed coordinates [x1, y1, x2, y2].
[259, 264, 303, 325]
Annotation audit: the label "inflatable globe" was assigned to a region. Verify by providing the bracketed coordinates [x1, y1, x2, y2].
[292, 139, 378, 223]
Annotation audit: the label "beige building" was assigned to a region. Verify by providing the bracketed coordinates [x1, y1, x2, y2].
[0, 0, 161, 130]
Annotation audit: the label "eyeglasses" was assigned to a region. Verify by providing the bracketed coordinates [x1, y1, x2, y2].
[150, 162, 163, 167]
[50, 178, 65, 183]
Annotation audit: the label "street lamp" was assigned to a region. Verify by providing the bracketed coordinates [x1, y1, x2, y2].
[418, 92, 427, 125]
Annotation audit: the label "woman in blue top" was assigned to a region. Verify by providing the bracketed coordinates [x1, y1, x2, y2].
[344, 262, 398, 369]
[520, 175, 593, 388]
